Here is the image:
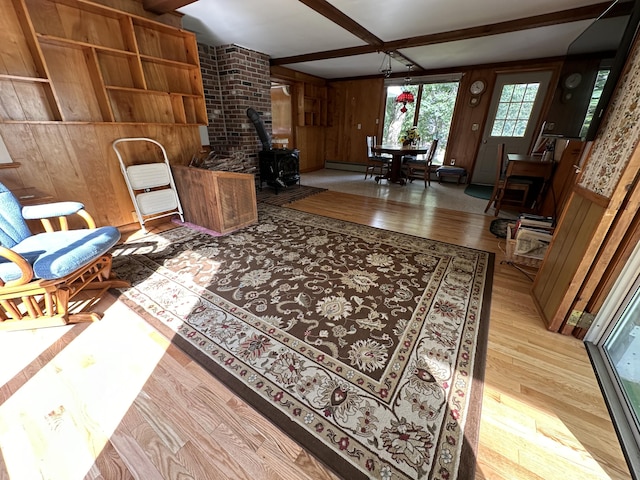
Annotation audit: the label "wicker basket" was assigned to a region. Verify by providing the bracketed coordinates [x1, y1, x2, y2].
[505, 224, 543, 268]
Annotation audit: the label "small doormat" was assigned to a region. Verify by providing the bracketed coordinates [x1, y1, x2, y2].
[256, 184, 328, 206]
[464, 184, 493, 200]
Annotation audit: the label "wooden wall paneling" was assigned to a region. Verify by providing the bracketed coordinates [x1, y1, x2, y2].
[96, 51, 141, 89]
[118, 15, 139, 53]
[92, 0, 182, 27]
[324, 87, 341, 162]
[325, 78, 383, 165]
[142, 61, 194, 94]
[84, 47, 115, 122]
[296, 126, 325, 172]
[40, 42, 105, 121]
[532, 193, 583, 315]
[532, 192, 605, 329]
[0, 80, 56, 121]
[0, 166, 22, 190]
[2, 0, 63, 121]
[55, 2, 128, 50]
[23, 0, 65, 40]
[538, 140, 584, 217]
[446, 68, 495, 174]
[65, 124, 125, 226]
[270, 86, 292, 140]
[1, 0, 38, 77]
[108, 90, 175, 123]
[133, 21, 189, 63]
[30, 124, 92, 202]
[558, 141, 640, 335]
[0, 124, 55, 195]
[100, 125, 142, 225]
[171, 94, 187, 124]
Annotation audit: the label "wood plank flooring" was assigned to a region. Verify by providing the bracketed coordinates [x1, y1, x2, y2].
[0, 190, 631, 479]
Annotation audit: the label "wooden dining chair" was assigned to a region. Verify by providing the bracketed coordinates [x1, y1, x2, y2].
[364, 136, 391, 180]
[405, 139, 438, 188]
[484, 143, 532, 216]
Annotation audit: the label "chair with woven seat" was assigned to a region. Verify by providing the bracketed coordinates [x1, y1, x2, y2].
[404, 139, 438, 188]
[364, 135, 391, 180]
[0, 182, 129, 331]
[484, 144, 533, 216]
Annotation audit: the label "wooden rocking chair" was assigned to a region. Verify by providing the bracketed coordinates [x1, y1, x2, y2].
[0, 182, 129, 331]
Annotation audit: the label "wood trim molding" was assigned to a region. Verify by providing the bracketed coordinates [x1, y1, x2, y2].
[573, 183, 610, 207]
[298, 0, 383, 48]
[143, 0, 195, 14]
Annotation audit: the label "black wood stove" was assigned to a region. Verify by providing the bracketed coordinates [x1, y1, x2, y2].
[247, 107, 300, 193]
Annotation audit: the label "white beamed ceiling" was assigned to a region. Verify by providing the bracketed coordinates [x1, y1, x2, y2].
[178, 0, 614, 79]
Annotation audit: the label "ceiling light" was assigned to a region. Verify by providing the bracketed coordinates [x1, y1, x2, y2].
[396, 65, 415, 113]
[379, 52, 392, 78]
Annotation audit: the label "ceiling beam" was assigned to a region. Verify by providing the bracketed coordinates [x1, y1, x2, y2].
[298, 0, 384, 47]
[271, 2, 612, 66]
[142, 0, 196, 14]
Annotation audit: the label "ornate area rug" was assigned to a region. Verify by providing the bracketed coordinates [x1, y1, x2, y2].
[111, 205, 493, 480]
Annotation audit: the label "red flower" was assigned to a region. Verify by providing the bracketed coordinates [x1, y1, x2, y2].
[338, 437, 349, 450]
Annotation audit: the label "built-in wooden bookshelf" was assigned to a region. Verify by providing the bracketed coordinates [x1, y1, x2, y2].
[0, 0, 206, 125]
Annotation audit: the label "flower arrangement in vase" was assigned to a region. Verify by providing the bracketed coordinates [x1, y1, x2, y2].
[399, 126, 421, 147]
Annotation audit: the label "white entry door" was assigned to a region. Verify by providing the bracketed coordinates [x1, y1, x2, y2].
[471, 71, 553, 185]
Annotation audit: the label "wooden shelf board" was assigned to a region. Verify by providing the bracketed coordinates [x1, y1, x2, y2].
[132, 17, 192, 37]
[0, 162, 21, 169]
[51, 0, 128, 20]
[0, 74, 49, 83]
[105, 85, 198, 97]
[139, 54, 198, 69]
[37, 34, 137, 56]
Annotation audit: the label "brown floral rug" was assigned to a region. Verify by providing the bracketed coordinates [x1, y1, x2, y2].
[111, 205, 493, 480]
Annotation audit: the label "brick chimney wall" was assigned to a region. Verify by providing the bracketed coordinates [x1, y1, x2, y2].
[198, 43, 272, 172]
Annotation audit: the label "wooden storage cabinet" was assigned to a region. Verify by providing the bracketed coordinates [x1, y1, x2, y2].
[171, 165, 258, 234]
[0, 0, 206, 125]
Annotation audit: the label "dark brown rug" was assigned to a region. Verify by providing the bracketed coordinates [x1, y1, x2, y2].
[256, 184, 327, 206]
[112, 205, 493, 480]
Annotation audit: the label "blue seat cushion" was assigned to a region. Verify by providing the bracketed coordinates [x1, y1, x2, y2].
[436, 166, 467, 175]
[0, 227, 120, 283]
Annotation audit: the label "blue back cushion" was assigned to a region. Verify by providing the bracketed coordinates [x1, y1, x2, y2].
[0, 183, 32, 248]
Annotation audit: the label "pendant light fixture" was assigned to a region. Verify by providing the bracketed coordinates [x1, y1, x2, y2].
[379, 51, 392, 78]
[396, 65, 415, 113]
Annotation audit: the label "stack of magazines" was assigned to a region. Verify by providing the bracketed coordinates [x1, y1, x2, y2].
[511, 214, 555, 259]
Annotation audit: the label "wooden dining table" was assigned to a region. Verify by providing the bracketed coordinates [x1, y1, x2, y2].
[372, 145, 429, 185]
[506, 153, 555, 211]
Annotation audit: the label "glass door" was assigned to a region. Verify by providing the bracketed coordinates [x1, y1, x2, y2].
[585, 242, 640, 478]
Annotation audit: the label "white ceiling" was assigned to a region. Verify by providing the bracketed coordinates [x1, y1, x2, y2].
[178, 0, 617, 79]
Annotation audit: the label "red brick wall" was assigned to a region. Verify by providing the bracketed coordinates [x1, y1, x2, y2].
[198, 43, 272, 171]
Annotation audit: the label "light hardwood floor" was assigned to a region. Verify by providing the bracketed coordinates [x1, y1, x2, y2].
[0, 186, 631, 479]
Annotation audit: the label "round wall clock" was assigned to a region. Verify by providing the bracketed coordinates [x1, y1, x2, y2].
[470, 80, 486, 95]
[564, 72, 582, 89]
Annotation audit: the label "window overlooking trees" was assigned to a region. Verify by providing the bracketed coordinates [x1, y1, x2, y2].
[580, 69, 610, 138]
[382, 81, 459, 164]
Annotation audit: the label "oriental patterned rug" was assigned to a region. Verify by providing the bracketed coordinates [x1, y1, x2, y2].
[111, 205, 493, 480]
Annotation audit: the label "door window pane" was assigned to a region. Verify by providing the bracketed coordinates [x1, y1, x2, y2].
[491, 83, 540, 137]
[603, 287, 640, 436]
